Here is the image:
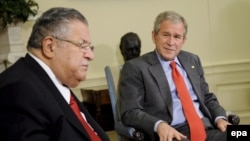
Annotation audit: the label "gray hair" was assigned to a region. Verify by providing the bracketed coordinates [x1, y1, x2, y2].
[153, 11, 188, 37]
[27, 7, 88, 49]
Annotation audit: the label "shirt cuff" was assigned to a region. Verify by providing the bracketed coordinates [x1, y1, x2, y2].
[215, 116, 227, 124]
[154, 120, 164, 132]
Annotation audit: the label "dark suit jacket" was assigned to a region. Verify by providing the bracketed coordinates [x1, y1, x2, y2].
[120, 50, 226, 141]
[0, 54, 110, 141]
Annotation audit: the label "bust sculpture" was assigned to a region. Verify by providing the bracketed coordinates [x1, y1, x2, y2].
[119, 32, 141, 62]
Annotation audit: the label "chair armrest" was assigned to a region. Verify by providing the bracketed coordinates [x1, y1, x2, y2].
[227, 114, 240, 125]
[115, 122, 144, 141]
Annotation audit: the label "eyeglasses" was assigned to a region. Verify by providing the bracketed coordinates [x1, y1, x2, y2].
[53, 37, 94, 51]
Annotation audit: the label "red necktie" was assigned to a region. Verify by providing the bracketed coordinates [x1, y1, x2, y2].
[170, 61, 206, 141]
[70, 95, 101, 141]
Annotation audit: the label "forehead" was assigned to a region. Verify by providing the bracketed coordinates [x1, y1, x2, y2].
[159, 20, 185, 34]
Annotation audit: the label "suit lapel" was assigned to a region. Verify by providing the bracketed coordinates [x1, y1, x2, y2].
[53, 92, 91, 139]
[147, 52, 173, 117]
[177, 52, 202, 100]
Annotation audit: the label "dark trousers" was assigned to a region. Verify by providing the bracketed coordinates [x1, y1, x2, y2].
[173, 118, 226, 141]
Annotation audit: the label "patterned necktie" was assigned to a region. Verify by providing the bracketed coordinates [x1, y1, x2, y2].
[170, 61, 206, 141]
[69, 94, 101, 141]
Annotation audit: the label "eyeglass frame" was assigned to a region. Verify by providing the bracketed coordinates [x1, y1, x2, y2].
[52, 36, 94, 51]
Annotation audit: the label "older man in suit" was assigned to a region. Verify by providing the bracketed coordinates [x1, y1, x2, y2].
[120, 11, 230, 141]
[0, 7, 109, 141]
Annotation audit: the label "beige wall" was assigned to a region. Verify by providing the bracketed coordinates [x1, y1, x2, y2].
[18, 0, 213, 78]
[209, 0, 250, 64]
[17, 0, 250, 78]
[1, 0, 250, 123]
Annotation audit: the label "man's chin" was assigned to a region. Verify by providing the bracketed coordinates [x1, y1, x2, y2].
[78, 75, 86, 81]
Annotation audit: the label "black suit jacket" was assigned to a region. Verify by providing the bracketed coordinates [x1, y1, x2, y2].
[120, 50, 226, 140]
[0, 54, 110, 141]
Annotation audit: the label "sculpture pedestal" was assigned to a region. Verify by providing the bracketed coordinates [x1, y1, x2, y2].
[0, 23, 26, 66]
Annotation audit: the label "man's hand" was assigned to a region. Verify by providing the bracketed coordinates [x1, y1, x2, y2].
[216, 118, 231, 132]
[157, 122, 187, 141]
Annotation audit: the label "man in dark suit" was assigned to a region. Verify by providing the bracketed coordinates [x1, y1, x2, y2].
[0, 7, 109, 141]
[120, 11, 230, 141]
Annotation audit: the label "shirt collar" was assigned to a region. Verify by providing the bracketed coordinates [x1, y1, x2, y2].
[155, 50, 181, 66]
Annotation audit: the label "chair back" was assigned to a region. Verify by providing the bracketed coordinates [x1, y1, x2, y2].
[105, 65, 126, 141]
[104, 65, 123, 122]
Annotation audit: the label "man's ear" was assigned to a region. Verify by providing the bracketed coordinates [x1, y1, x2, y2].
[151, 31, 156, 44]
[41, 36, 56, 58]
[183, 36, 187, 44]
